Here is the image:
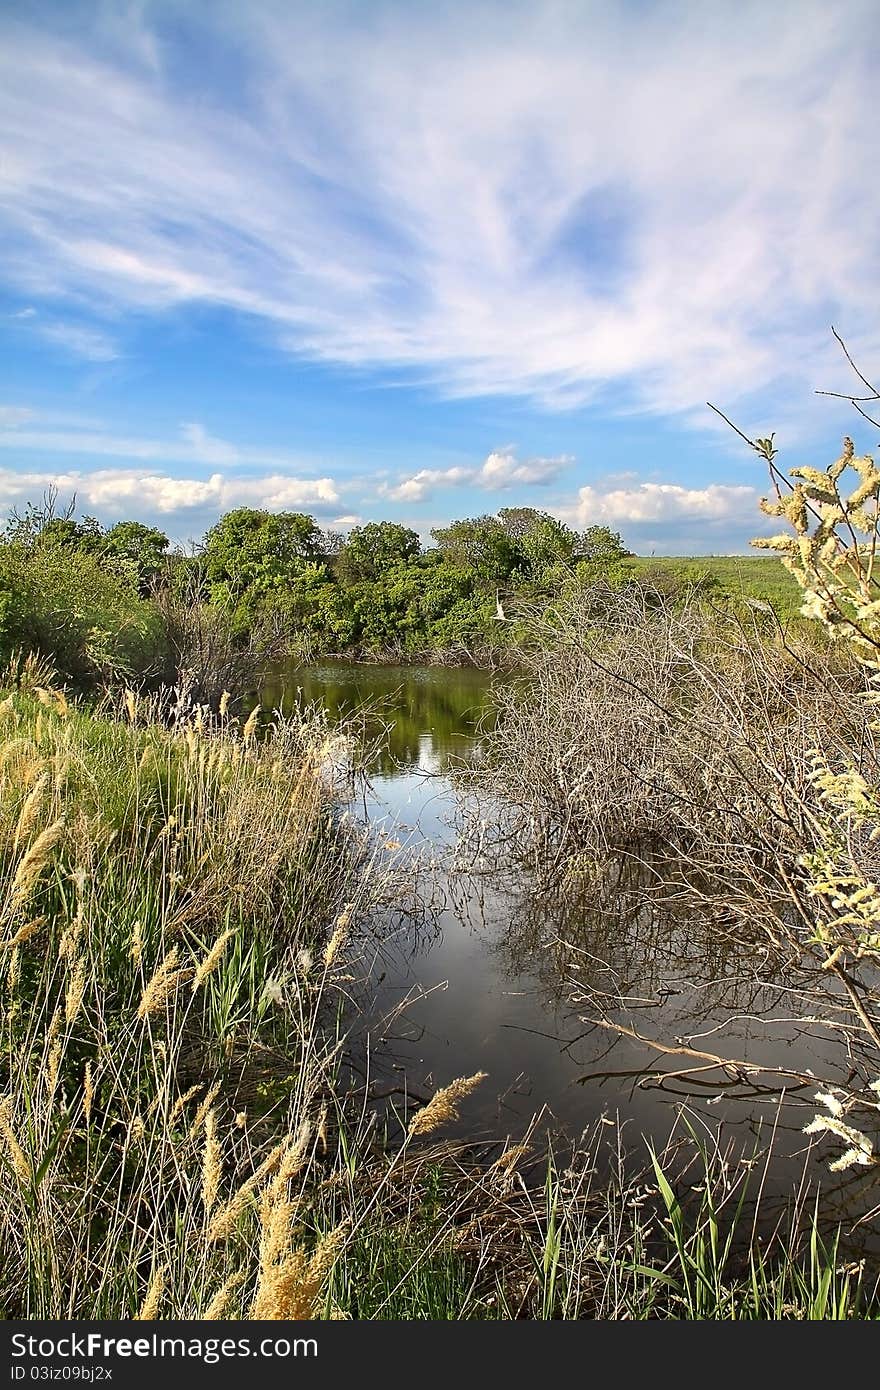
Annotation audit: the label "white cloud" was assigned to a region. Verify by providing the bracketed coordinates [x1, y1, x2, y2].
[379, 466, 471, 503]
[178, 422, 239, 467]
[0, 2, 877, 415]
[379, 448, 570, 501]
[0, 418, 322, 471]
[0, 466, 338, 518]
[479, 448, 572, 488]
[566, 481, 760, 528]
[37, 321, 119, 361]
[553, 476, 766, 552]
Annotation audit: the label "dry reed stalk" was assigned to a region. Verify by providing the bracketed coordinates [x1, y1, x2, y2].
[168, 1083, 203, 1129]
[0, 739, 32, 771]
[205, 1137, 295, 1243]
[136, 946, 187, 1019]
[193, 929, 234, 991]
[1, 916, 45, 949]
[6, 945, 20, 991]
[266, 1122, 312, 1204]
[407, 1072, 488, 1138]
[251, 1224, 346, 1321]
[202, 1109, 222, 1216]
[13, 771, 49, 850]
[205, 1185, 255, 1244]
[135, 1265, 167, 1320]
[124, 690, 138, 724]
[489, 1143, 531, 1175]
[65, 954, 86, 1025]
[0, 1097, 31, 1184]
[46, 1034, 62, 1091]
[33, 688, 68, 717]
[129, 921, 143, 964]
[57, 918, 81, 963]
[323, 903, 354, 971]
[83, 1062, 93, 1123]
[242, 706, 260, 743]
[203, 1269, 244, 1319]
[189, 1081, 222, 1140]
[8, 818, 65, 914]
[258, 1192, 300, 1271]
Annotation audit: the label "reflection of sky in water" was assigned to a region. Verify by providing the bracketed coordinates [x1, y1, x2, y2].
[281, 662, 876, 1219]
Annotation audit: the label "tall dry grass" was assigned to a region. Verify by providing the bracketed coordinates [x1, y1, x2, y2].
[0, 686, 386, 1318]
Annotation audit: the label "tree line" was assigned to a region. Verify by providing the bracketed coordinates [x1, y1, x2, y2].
[0, 492, 629, 684]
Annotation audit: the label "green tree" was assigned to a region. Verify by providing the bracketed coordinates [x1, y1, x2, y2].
[498, 508, 579, 578]
[202, 509, 328, 630]
[430, 515, 525, 584]
[577, 524, 628, 563]
[335, 521, 421, 585]
[101, 521, 170, 594]
[0, 532, 163, 683]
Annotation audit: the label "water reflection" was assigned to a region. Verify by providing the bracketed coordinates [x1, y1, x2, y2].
[264, 661, 878, 1223]
[261, 661, 496, 778]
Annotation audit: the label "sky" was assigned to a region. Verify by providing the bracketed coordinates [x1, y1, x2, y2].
[1, 0, 878, 554]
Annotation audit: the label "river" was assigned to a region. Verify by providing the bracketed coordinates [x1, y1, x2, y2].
[259, 659, 874, 1225]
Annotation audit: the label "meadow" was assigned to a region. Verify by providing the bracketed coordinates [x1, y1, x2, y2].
[623, 555, 801, 617]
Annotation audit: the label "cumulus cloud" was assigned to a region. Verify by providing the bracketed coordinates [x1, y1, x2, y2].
[379, 467, 471, 503]
[554, 476, 766, 553]
[479, 449, 572, 487]
[567, 481, 760, 527]
[379, 448, 570, 501]
[0, 1, 876, 415]
[0, 465, 338, 520]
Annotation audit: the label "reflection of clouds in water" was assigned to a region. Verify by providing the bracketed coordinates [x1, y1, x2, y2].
[416, 733, 442, 776]
[288, 663, 874, 1218]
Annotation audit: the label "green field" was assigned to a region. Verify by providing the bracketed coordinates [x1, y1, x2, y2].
[624, 554, 801, 618]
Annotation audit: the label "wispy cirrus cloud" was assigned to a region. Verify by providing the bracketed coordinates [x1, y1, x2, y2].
[36, 320, 120, 362]
[0, 414, 324, 473]
[0, 406, 35, 427]
[378, 447, 571, 502]
[0, 1, 877, 418]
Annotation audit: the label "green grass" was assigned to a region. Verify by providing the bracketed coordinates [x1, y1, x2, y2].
[624, 555, 802, 618]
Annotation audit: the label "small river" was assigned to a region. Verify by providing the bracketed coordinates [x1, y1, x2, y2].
[260, 660, 873, 1225]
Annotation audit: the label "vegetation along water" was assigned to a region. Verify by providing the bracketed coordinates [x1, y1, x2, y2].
[2, 434, 880, 1318]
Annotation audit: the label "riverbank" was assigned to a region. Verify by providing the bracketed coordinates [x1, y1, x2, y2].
[2, 674, 877, 1318]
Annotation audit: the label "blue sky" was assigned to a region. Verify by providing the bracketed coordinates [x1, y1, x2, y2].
[1, 0, 878, 553]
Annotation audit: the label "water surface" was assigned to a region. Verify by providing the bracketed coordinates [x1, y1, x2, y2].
[262, 660, 873, 1223]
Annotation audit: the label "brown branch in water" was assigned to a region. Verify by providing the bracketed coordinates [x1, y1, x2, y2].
[576, 1016, 827, 1089]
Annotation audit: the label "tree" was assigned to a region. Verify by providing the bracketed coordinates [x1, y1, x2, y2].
[202, 509, 328, 629]
[335, 521, 421, 585]
[101, 521, 170, 594]
[577, 524, 628, 563]
[430, 515, 525, 584]
[498, 508, 579, 576]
